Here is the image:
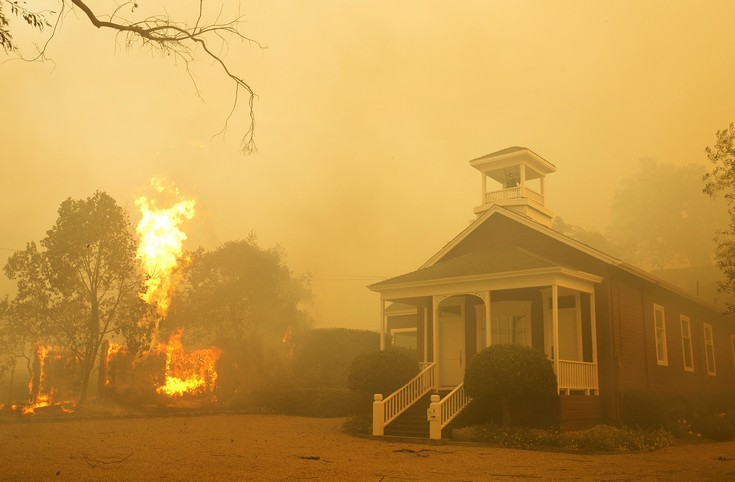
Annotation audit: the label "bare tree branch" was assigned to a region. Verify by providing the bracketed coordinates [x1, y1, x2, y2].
[68, 0, 260, 153]
[2, 0, 262, 154]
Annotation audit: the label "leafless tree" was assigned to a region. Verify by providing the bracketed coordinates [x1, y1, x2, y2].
[1, 0, 261, 153]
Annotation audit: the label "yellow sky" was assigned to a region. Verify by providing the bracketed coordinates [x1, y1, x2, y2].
[2, 0, 735, 329]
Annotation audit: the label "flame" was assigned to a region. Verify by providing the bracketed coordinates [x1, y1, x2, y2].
[14, 344, 77, 416]
[155, 329, 220, 398]
[135, 178, 195, 319]
[104, 341, 126, 386]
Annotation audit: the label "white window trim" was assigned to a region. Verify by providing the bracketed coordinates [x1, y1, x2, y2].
[653, 304, 668, 366]
[704, 323, 717, 376]
[731, 334, 735, 371]
[680, 315, 694, 372]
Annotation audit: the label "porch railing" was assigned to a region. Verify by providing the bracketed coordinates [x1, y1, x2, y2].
[372, 362, 436, 436]
[557, 360, 598, 393]
[428, 383, 472, 440]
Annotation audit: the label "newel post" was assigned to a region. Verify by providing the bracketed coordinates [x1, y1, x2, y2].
[372, 394, 384, 436]
[428, 394, 442, 440]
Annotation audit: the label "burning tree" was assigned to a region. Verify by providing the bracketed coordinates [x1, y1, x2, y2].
[3, 191, 152, 407]
[164, 237, 312, 397]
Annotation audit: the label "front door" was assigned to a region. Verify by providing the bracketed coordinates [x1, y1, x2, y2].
[439, 304, 465, 388]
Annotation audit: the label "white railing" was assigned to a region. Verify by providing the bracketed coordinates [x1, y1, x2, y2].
[557, 360, 598, 393]
[484, 186, 543, 205]
[372, 362, 436, 436]
[428, 383, 472, 440]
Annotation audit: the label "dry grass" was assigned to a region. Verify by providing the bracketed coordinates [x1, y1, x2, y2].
[1, 413, 735, 480]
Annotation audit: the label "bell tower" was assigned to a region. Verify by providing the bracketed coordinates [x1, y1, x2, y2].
[470, 146, 556, 227]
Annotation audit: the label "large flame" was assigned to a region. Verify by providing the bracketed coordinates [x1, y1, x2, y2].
[135, 178, 195, 319]
[155, 329, 221, 398]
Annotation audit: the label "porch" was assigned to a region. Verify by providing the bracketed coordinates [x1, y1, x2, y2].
[373, 269, 602, 439]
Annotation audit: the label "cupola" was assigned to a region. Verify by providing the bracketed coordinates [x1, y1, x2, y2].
[470, 146, 556, 227]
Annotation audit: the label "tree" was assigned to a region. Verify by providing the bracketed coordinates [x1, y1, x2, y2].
[0, 0, 260, 153]
[463, 344, 557, 427]
[3, 191, 151, 406]
[607, 158, 726, 270]
[704, 123, 735, 310]
[163, 237, 311, 394]
[552, 216, 620, 256]
[346, 350, 418, 396]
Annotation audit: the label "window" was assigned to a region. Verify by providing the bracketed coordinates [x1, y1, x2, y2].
[391, 328, 417, 350]
[704, 323, 716, 376]
[653, 304, 668, 366]
[680, 315, 694, 372]
[491, 301, 532, 347]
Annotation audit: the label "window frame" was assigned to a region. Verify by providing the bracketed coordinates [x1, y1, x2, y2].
[731, 334, 735, 370]
[704, 323, 716, 376]
[680, 315, 694, 372]
[653, 304, 668, 366]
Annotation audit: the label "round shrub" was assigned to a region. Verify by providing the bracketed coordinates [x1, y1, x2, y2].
[464, 344, 557, 427]
[347, 350, 418, 396]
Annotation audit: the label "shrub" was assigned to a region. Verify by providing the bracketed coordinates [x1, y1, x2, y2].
[251, 388, 363, 417]
[464, 344, 557, 427]
[289, 328, 379, 389]
[347, 350, 418, 396]
[556, 425, 673, 452]
[452, 424, 674, 452]
[693, 413, 735, 441]
[452, 424, 555, 449]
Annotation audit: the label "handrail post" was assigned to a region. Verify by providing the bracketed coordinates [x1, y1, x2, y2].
[372, 394, 384, 436]
[428, 394, 441, 440]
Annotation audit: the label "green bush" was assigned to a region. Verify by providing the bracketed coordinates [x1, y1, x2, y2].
[347, 350, 418, 396]
[452, 424, 674, 452]
[289, 328, 379, 388]
[621, 390, 735, 432]
[251, 388, 363, 417]
[464, 344, 557, 427]
[556, 425, 673, 452]
[693, 414, 735, 441]
[452, 424, 555, 449]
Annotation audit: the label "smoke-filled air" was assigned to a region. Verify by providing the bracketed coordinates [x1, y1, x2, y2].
[2, 1, 735, 480]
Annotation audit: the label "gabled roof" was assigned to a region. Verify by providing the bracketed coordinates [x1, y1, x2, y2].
[371, 204, 726, 313]
[371, 246, 556, 289]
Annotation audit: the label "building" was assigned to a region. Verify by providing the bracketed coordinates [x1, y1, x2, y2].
[369, 147, 735, 439]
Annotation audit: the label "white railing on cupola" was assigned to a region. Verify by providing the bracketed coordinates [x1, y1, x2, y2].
[427, 382, 472, 440]
[372, 362, 436, 436]
[484, 186, 543, 205]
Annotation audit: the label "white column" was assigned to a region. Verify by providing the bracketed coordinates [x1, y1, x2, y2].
[432, 295, 440, 389]
[379, 298, 386, 351]
[485, 290, 492, 348]
[423, 305, 429, 363]
[552, 284, 560, 391]
[481, 172, 487, 204]
[590, 289, 598, 394]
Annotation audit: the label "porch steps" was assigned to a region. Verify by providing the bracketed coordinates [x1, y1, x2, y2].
[384, 391, 451, 438]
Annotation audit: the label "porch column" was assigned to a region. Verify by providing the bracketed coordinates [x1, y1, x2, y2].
[485, 290, 492, 348]
[432, 295, 440, 388]
[481, 173, 486, 203]
[590, 289, 598, 367]
[552, 284, 560, 387]
[379, 298, 386, 351]
[423, 305, 429, 363]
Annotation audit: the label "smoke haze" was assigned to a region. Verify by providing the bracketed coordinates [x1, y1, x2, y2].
[2, 1, 735, 329]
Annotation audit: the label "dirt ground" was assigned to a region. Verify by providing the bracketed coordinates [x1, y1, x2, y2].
[1, 413, 735, 481]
